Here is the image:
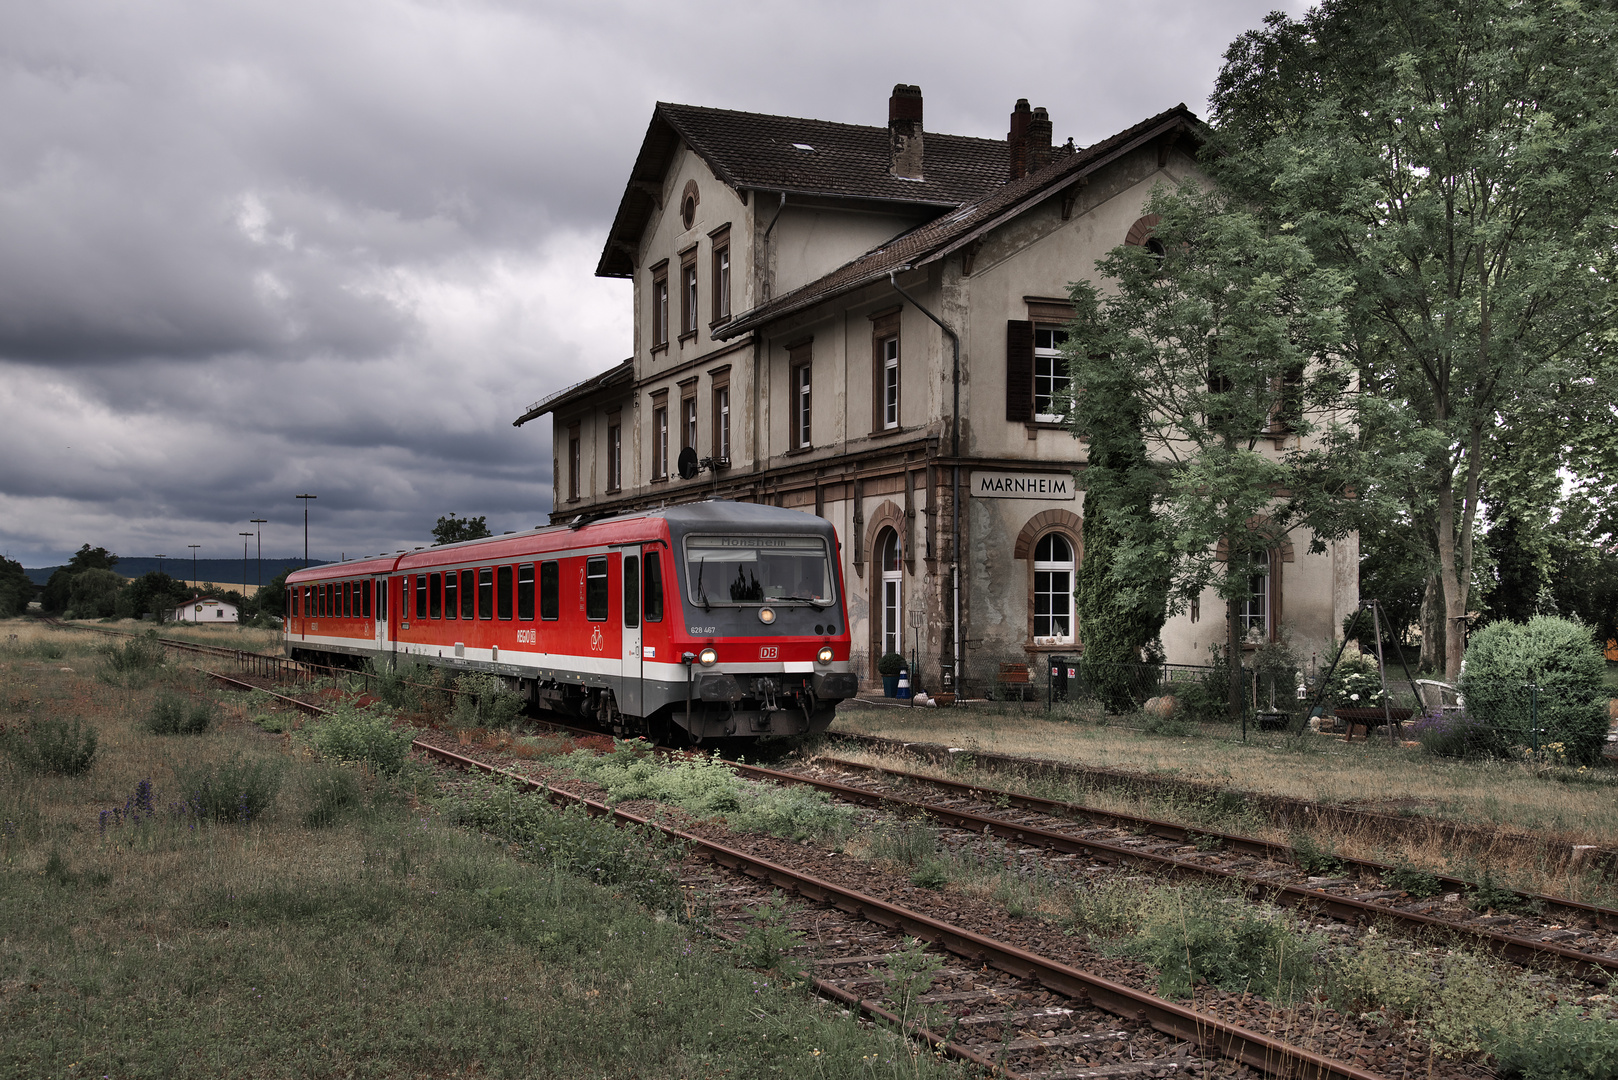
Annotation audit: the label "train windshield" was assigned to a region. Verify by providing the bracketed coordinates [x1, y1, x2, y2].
[684, 535, 835, 609]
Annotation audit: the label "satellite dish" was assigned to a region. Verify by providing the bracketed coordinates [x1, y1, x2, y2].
[677, 446, 700, 480]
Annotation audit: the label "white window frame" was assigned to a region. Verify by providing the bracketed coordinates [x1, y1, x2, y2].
[1032, 532, 1075, 644]
[716, 385, 730, 462]
[607, 423, 621, 491]
[654, 406, 669, 479]
[1033, 326, 1069, 422]
[880, 528, 902, 658]
[882, 335, 899, 429]
[793, 362, 812, 448]
[1239, 549, 1270, 642]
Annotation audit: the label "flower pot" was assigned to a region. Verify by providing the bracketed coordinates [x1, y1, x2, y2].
[882, 674, 900, 697]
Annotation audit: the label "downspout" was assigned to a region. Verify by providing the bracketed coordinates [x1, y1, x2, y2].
[888, 267, 961, 693]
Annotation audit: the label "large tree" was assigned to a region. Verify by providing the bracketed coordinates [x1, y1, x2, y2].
[1065, 181, 1369, 717]
[1209, 0, 1618, 679]
[432, 513, 492, 546]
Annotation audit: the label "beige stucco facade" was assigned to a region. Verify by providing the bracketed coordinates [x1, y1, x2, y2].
[521, 94, 1357, 694]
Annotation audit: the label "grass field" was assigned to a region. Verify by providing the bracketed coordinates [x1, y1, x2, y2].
[0, 620, 965, 1079]
[830, 702, 1618, 904]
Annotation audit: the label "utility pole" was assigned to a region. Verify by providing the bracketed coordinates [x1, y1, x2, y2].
[296, 494, 317, 567]
[239, 532, 254, 596]
[187, 544, 200, 602]
[250, 519, 267, 587]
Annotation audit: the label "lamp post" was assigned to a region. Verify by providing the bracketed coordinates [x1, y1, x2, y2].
[250, 519, 267, 588]
[296, 494, 317, 567]
[156, 554, 166, 576]
[239, 532, 254, 596]
[187, 544, 200, 598]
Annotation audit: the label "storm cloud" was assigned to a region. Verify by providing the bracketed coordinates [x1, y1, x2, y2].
[0, 0, 1304, 568]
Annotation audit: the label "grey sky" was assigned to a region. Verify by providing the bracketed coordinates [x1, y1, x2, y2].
[0, 0, 1305, 568]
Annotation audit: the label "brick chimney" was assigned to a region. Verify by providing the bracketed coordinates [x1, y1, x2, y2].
[1007, 99, 1032, 180]
[889, 84, 924, 180]
[1027, 106, 1054, 175]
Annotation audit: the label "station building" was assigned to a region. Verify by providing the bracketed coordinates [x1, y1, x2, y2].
[515, 87, 1359, 692]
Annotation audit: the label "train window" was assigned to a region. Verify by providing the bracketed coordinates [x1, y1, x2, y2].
[644, 551, 663, 622]
[461, 570, 476, 619]
[623, 555, 639, 628]
[478, 567, 493, 620]
[430, 573, 442, 619]
[586, 556, 608, 620]
[413, 576, 425, 619]
[343, 582, 352, 619]
[444, 571, 457, 619]
[684, 534, 835, 607]
[318, 584, 326, 618]
[539, 561, 558, 620]
[497, 566, 513, 620]
[288, 589, 295, 617]
[517, 564, 534, 620]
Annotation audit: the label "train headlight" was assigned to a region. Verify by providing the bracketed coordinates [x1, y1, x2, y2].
[817, 646, 834, 665]
[699, 647, 718, 666]
[757, 607, 776, 625]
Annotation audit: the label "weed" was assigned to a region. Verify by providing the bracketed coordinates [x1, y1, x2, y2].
[451, 672, 525, 730]
[98, 778, 158, 835]
[882, 937, 944, 1023]
[1468, 871, 1531, 914]
[1493, 1003, 1618, 1080]
[98, 632, 166, 678]
[173, 754, 283, 824]
[301, 764, 363, 828]
[3, 717, 98, 775]
[735, 892, 804, 971]
[251, 713, 289, 734]
[909, 859, 951, 889]
[1384, 861, 1442, 899]
[145, 692, 213, 735]
[866, 819, 938, 868]
[1114, 884, 1325, 1001]
[1291, 833, 1344, 876]
[307, 704, 413, 775]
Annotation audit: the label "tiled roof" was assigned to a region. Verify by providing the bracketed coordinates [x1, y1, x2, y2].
[715, 105, 1206, 339]
[512, 359, 633, 427]
[596, 103, 1010, 278]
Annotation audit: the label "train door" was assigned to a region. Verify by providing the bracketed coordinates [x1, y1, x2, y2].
[374, 576, 390, 655]
[619, 552, 643, 717]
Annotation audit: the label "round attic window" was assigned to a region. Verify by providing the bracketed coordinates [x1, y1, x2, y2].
[681, 195, 696, 230]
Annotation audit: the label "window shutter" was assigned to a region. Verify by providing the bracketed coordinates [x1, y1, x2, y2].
[1006, 320, 1034, 422]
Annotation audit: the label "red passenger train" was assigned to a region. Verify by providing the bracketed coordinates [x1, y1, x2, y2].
[283, 500, 859, 741]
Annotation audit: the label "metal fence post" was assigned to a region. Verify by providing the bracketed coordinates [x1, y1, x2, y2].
[1530, 681, 1539, 757]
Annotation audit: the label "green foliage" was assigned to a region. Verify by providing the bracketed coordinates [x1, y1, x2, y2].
[1324, 652, 1385, 708]
[876, 651, 906, 676]
[908, 859, 951, 890]
[1075, 496, 1166, 713]
[99, 632, 167, 679]
[1468, 871, 1531, 915]
[882, 938, 944, 1023]
[1459, 617, 1608, 765]
[0, 555, 32, 617]
[1209, 0, 1618, 681]
[1384, 862, 1442, 899]
[253, 568, 290, 622]
[431, 513, 491, 546]
[65, 568, 124, 619]
[306, 704, 413, 776]
[173, 754, 283, 823]
[115, 571, 190, 622]
[451, 672, 525, 730]
[1290, 834, 1343, 877]
[563, 742, 856, 845]
[1113, 885, 1325, 1001]
[437, 777, 685, 915]
[368, 659, 432, 710]
[1493, 1005, 1618, 1080]
[866, 819, 938, 868]
[300, 763, 363, 828]
[4, 717, 98, 775]
[144, 692, 213, 735]
[734, 893, 804, 972]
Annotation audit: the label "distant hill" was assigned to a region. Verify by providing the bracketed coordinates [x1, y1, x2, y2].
[24, 557, 329, 587]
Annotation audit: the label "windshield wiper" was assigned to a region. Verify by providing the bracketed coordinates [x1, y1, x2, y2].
[696, 558, 710, 611]
[780, 594, 829, 610]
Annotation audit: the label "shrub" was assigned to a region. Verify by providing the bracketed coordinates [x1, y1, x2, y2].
[4, 718, 97, 775]
[877, 651, 906, 677]
[307, 705, 413, 776]
[300, 763, 363, 828]
[1459, 616, 1608, 765]
[1493, 1004, 1618, 1080]
[1409, 709, 1501, 759]
[173, 755, 282, 823]
[369, 659, 431, 711]
[451, 672, 526, 730]
[99, 632, 166, 676]
[1325, 652, 1387, 708]
[144, 692, 213, 735]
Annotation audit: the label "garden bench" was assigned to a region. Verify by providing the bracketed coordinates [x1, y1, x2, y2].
[997, 662, 1034, 701]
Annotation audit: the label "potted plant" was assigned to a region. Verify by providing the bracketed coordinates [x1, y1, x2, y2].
[877, 652, 906, 697]
[1327, 653, 1411, 736]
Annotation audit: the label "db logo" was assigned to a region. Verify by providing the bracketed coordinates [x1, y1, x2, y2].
[759, 646, 778, 660]
[590, 626, 604, 652]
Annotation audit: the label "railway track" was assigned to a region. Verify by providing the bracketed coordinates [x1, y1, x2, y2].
[827, 731, 1618, 878]
[412, 736, 1392, 1080]
[727, 756, 1618, 984]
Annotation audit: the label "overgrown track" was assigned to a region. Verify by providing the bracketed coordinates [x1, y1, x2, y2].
[415, 738, 1390, 1080]
[732, 757, 1618, 985]
[831, 731, 1618, 877]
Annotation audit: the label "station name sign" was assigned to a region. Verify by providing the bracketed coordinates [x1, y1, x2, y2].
[970, 471, 1076, 500]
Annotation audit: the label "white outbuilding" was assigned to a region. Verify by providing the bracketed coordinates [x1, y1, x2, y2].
[168, 597, 239, 623]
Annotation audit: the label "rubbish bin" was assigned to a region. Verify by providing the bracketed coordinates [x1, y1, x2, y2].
[1049, 656, 1069, 704]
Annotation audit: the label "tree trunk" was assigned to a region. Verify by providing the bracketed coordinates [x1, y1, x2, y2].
[1419, 574, 1446, 675]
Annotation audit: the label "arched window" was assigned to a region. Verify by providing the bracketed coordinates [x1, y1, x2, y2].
[878, 528, 902, 658]
[1032, 533, 1074, 643]
[1239, 549, 1270, 641]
